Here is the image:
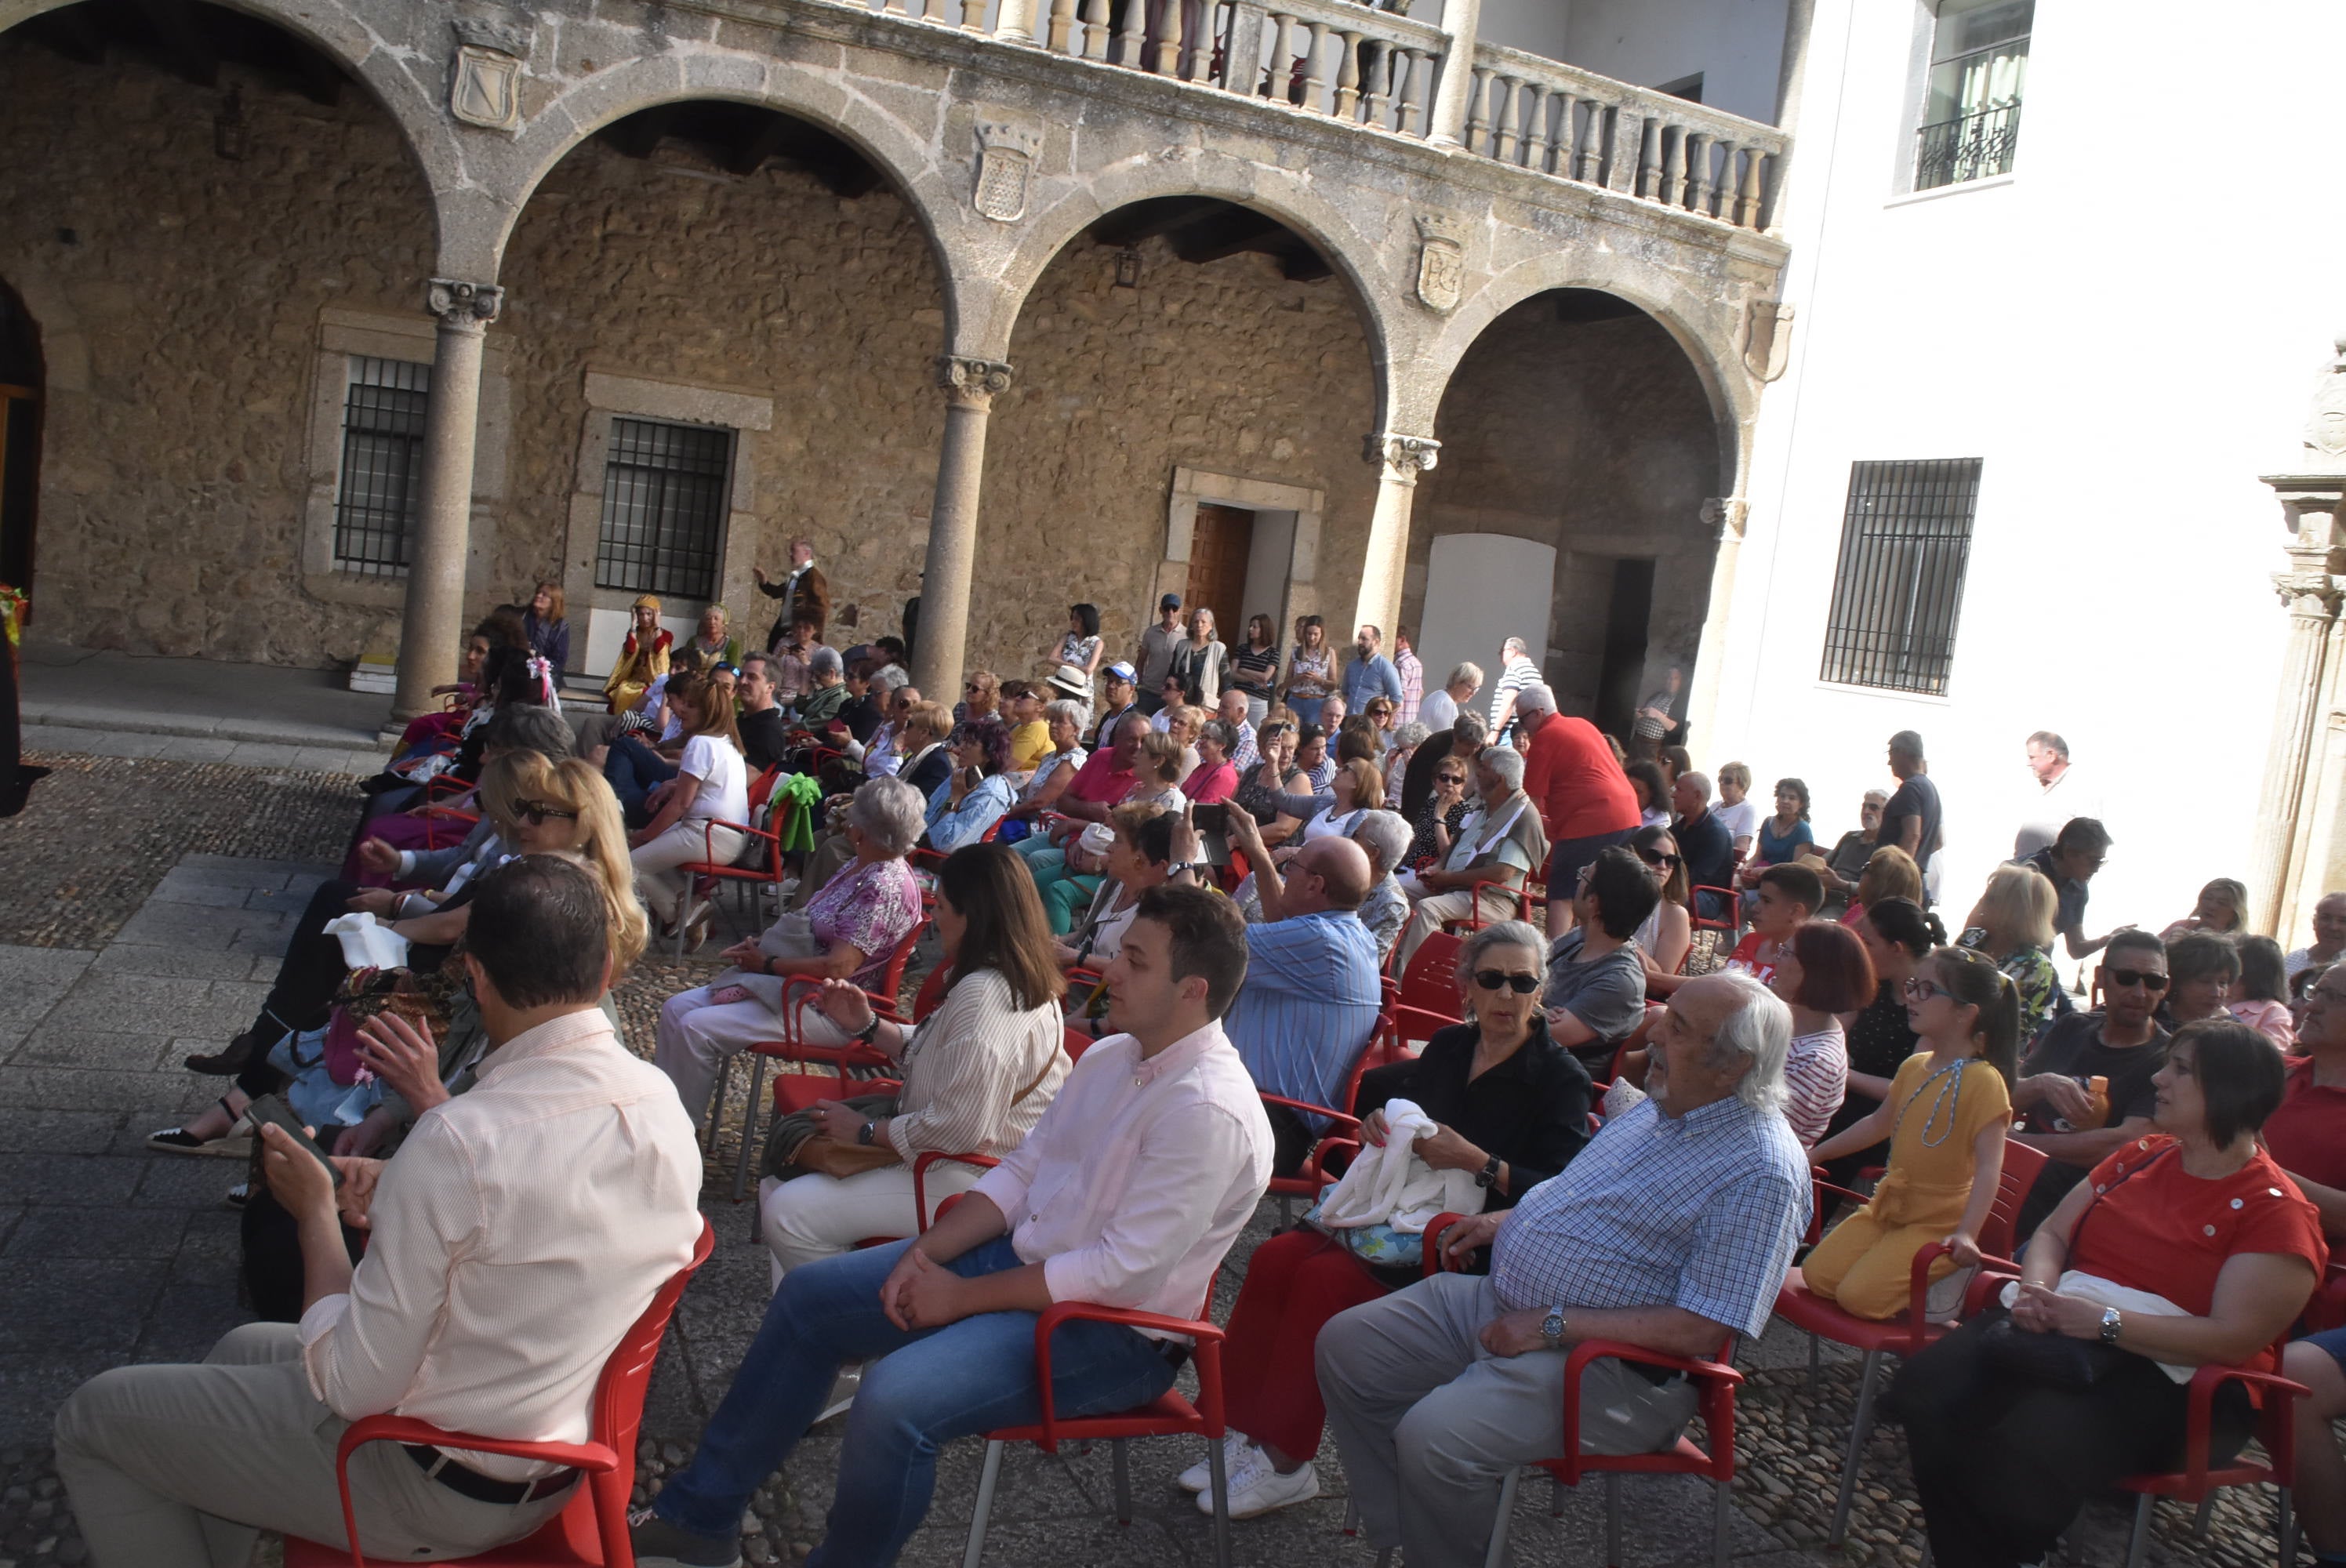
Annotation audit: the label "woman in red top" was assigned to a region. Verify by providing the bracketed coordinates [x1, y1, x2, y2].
[1887, 1019, 2322, 1568]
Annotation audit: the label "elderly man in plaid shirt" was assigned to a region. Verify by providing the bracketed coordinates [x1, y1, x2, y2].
[1316, 971, 1810, 1568]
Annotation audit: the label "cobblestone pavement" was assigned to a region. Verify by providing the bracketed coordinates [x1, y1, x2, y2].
[0, 747, 2293, 1568]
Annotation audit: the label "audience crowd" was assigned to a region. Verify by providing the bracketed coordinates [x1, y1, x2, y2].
[57, 586, 2346, 1568]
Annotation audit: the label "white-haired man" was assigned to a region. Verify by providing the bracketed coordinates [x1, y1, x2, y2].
[1316, 971, 1809, 1568]
[1392, 746, 1548, 973]
[1418, 661, 1482, 736]
[1485, 637, 1541, 741]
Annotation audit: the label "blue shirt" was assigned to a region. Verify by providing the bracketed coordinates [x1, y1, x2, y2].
[1487, 1094, 1809, 1340]
[1223, 909, 1383, 1112]
[925, 772, 1019, 852]
[1342, 653, 1402, 710]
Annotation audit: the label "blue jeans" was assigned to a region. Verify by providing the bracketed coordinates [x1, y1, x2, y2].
[651, 1236, 1179, 1567]
[605, 735, 677, 827]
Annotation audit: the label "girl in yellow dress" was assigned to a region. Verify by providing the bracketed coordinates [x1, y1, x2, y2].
[603, 593, 672, 715]
[1803, 946, 2018, 1319]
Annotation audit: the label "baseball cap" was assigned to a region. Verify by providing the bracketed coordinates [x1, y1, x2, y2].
[1160, 593, 1182, 611]
[1106, 661, 1138, 684]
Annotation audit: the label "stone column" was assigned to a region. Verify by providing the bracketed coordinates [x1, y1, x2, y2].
[391, 278, 503, 720]
[1424, 0, 1482, 148]
[911, 356, 1014, 699]
[2249, 481, 2344, 936]
[1679, 496, 1749, 753]
[1353, 434, 1439, 639]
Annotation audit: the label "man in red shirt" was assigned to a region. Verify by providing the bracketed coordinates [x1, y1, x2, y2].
[1514, 684, 1641, 935]
[1723, 863, 1822, 986]
[2266, 962, 2346, 1236]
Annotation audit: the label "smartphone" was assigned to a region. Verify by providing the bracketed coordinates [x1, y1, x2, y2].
[1192, 802, 1229, 834]
[246, 1094, 346, 1188]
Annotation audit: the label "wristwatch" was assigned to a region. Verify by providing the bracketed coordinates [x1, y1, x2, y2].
[2098, 1306, 2123, 1345]
[857, 1120, 878, 1147]
[1474, 1154, 1502, 1190]
[852, 1013, 884, 1046]
[1541, 1306, 1567, 1352]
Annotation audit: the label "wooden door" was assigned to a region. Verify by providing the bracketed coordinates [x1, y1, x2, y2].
[1186, 503, 1255, 641]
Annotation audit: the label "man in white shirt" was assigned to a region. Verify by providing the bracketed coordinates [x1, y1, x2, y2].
[2013, 729, 2103, 858]
[633, 884, 1273, 1568]
[57, 857, 705, 1568]
[1418, 659, 1482, 737]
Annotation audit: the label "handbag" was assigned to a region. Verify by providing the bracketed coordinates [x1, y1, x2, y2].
[760, 1022, 1064, 1181]
[1979, 1143, 2174, 1390]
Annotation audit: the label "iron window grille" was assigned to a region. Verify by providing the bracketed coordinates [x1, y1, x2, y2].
[332, 356, 431, 576]
[594, 416, 734, 601]
[1914, 0, 2030, 191]
[1818, 459, 1981, 697]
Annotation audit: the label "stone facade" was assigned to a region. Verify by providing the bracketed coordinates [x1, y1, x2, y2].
[0, 0, 1792, 709]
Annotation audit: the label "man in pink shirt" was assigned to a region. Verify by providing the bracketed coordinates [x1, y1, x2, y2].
[634, 884, 1273, 1568]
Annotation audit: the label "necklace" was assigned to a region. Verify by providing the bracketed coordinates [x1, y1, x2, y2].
[1894, 1056, 1970, 1149]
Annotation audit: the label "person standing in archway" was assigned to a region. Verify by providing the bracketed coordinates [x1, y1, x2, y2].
[755, 537, 829, 652]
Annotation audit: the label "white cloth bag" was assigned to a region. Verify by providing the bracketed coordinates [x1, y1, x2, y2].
[1313, 1098, 1480, 1236]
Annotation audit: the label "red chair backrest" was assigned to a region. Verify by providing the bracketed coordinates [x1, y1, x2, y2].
[1063, 1025, 1096, 1062]
[1979, 1138, 2048, 1261]
[597, 1217, 714, 1461]
[1399, 931, 1466, 1018]
[870, 918, 928, 1012]
[910, 964, 950, 1023]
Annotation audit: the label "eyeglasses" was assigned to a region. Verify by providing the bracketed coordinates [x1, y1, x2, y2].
[1473, 970, 1543, 995]
[1636, 847, 1680, 869]
[2107, 969, 2170, 991]
[514, 800, 579, 826]
[1901, 976, 1943, 1001]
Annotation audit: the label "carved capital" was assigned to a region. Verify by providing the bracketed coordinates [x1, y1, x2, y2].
[1364, 432, 1441, 481]
[937, 355, 1015, 407]
[1701, 496, 1750, 541]
[426, 278, 505, 328]
[2274, 568, 2344, 622]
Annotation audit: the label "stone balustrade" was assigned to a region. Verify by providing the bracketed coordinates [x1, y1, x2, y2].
[831, 0, 1785, 231]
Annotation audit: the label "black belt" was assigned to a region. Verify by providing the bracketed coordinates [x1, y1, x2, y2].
[1624, 1359, 1687, 1388]
[404, 1444, 581, 1506]
[1157, 1339, 1192, 1374]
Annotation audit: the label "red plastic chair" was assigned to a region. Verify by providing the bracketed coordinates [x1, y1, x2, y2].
[913, 1149, 1000, 1232]
[1407, 1211, 1742, 1568]
[1263, 1011, 1402, 1221]
[1690, 849, 1745, 944]
[1391, 931, 1466, 1051]
[667, 767, 788, 959]
[2112, 1344, 2308, 1568]
[284, 1216, 714, 1568]
[1772, 1139, 2047, 1545]
[963, 1292, 1233, 1568]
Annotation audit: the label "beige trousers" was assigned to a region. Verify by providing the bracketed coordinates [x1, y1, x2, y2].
[54, 1322, 572, 1568]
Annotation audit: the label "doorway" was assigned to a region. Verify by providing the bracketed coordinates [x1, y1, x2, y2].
[1592, 557, 1654, 739]
[0, 282, 39, 602]
[1186, 503, 1255, 639]
[1416, 533, 1558, 716]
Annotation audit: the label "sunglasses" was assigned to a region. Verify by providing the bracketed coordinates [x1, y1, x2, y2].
[514, 800, 579, 826]
[1636, 847, 1681, 869]
[2107, 968, 2170, 991]
[1473, 970, 1542, 995]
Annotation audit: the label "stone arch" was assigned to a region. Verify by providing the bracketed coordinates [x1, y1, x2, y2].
[0, 0, 462, 262]
[982, 151, 1400, 420]
[486, 59, 964, 332]
[1424, 250, 1755, 498]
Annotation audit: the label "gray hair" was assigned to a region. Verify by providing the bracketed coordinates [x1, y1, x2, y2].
[870, 665, 910, 693]
[1391, 720, 1431, 752]
[1454, 920, 1545, 989]
[845, 775, 927, 857]
[1478, 745, 1525, 791]
[1043, 698, 1086, 728]
[1199, 718, 1239, 753]
[1704, 970, 1792, 1115]
[809, 646, 843, 677]
[1680, 769, 1712, 799]
[1516, 684, 1557, 718]
[1452, 712, 1489, 748]
[1447, 662, 1484, 691]
[1862, 787, 1890, 807]
[490, 705, 579, 761]
[1502, 637, 1528, 656]
[1349, 810, 1412, 877]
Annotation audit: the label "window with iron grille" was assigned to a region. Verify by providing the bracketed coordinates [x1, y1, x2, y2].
[332, 356, 430, 576]
[594, 417, 733, 601]
[1914, 0, 2030, 191]
[1818, 459, 1981, 696]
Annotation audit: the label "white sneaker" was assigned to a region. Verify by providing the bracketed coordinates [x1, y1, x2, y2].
[1210, 1450, 1319, 1518]
[1176, 1432, 1255, 1494]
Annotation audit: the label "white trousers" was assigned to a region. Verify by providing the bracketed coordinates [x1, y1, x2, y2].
[1393, 890, 1482, 974]
[654, 982, 852, 1129]
[632, 820, 748, 924]
[756, 1159, 988, 1289]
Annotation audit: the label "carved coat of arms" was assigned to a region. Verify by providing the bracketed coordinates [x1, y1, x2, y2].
[2308, 358, 2346, 463]
[973, 122, 1042, 223]
[1414, 214, 1465, 314]
[450, 15, 532, 132]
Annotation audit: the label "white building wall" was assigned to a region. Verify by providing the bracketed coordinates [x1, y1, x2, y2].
[1714, 0, 2346, 946]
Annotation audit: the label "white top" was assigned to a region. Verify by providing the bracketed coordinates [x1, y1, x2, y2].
[971, 1022, 1273, 1333]
[1304, 805, 1370, 842]
[1714, 797, 1761, 845]
[1419, 688, 1458, 734]
[2014, 765, 2104, 859]
[882, 969, 1067, 1160]
[679, 734, 748, 824]
[299, 1009, 702, 1479]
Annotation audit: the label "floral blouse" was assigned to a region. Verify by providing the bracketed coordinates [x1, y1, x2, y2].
[1287, 644, 1335, 699]
[1056, 632, 1103, 673]
[1958, 926, 2065, 1040]
[808, 858, 924, 988]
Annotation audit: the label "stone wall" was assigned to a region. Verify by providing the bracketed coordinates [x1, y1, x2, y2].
[1404, 298, 1720, 714]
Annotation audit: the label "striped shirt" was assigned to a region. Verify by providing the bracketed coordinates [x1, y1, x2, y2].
[1781, 1022, 1850, 1150]
[1487, 652, 1540, 734]
[1488, 1094, 1809, 1340]
[1394, 647, 1424, 728]
[1222, 909, 1383, 1112]
[881, 969, 1068, 1160]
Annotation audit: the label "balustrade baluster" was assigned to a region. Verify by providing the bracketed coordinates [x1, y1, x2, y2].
[1688, 131, 1714, 212]
[1634, 114, 1661, 196]
[1465, 67, 1494, 153]
[1491, 75, 1520, 162]
[1113, 0, 1145, 66]
[1361, 39, 1391, 128]
[1657, 124, 1683, 205]
[960, 0, 986, 29]
[924, 0, 950, 22]
[1081, 0, 1109, 56]
[1263, 11, 1296, 96]
[1153, 0, 1184, 75]
[884, 0, 912, 16]
[1334, 31, 1363, 118]
[1047, 0, 1076, 50]
[1183, 0, 1214, 80]
[1708, 140, 1736, 217]
[1396, 47, 1425, 134]
[1299, 20, 1331, 111]
[1516, 83, 1549, 169]
[1738, 147, 1766, 227]
[1578, 99, 1606, 181]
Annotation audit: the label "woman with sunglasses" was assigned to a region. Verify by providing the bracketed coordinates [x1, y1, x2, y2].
[1181, 920, 1594, 1521]
[1402, 755, 1473, 872]
[1629, 824, 1694, 994]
